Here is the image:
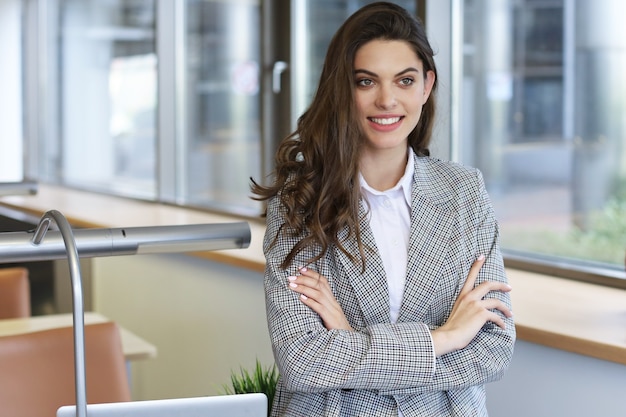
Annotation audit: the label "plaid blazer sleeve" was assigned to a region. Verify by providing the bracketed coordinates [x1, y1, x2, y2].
[380, 162, 516, 396]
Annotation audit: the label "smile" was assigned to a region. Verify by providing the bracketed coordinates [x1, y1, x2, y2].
[369, 116, 402, 125]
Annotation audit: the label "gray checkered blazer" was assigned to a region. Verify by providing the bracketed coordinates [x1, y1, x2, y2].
[263, 154, 516, 416]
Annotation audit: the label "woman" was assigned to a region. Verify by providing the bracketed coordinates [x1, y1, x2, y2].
[251, 2, 515, 416]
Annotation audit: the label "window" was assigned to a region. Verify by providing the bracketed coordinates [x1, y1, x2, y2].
[38, 0, 158, 199]
[457, 0, 626, 281]
[181, 0, 261, 214]
[0, 0, 22, 183]
[15, 0, 625, 284]
[22, 0, 416, 217]
[29, 0, 263, 214]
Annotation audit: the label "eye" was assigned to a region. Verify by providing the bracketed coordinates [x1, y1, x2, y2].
[357, 78, 374, 87]
[399, 77, 414, 86]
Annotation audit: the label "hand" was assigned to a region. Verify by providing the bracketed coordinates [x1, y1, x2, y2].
[287, 267, 353, 331]
[431, 255, 513, 357]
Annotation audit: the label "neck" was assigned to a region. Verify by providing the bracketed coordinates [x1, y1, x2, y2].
[360, 148, 408, 191]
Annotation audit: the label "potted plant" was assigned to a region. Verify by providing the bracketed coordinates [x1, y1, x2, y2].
[222, 359, 278, 416]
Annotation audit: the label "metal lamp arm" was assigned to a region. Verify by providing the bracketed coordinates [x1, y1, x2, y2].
[32, 210, 88, 417]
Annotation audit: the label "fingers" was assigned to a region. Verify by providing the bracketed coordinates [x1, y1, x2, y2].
[287, 267, 338, 313]
[435, 255, 513, 355]
[460, 254, 486, 295]
[287, 266, 353, 331]
[472, 280, 512, 300]
[459, 254, 512, 300]
[294, 266, 325, 287]
[458, 272, 513, 329]
[481, 298, 514, 327]
[287, 267, 328, 299]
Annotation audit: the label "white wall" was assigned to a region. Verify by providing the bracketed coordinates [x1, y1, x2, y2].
[91, 253, 273, 401]
[487, 340, 626, 417]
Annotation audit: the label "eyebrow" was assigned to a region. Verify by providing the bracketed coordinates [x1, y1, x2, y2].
[354, 67, 421, 77]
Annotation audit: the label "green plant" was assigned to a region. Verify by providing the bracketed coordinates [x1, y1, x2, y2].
[502, 192, 626, 266]
[222, 359, 279, 416]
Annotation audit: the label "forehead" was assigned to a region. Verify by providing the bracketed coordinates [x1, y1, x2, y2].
[354, 39, 422, 71]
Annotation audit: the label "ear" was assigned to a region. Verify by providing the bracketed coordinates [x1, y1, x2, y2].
[422, 70, 436, 104]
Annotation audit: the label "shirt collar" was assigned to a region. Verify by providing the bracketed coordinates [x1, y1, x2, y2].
[359, 147, 415, 205]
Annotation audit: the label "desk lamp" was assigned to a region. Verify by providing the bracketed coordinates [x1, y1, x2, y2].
[0, 180, 38, 196]
[0, 209, 251, 417]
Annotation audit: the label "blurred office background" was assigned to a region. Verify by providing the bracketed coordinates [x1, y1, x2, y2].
[3, 0, 624, 274]
[1, 1, 625, 416]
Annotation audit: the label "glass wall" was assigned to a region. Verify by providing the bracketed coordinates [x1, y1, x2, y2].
[29, 0, 415, 215]
[58, 0, 157, 199]
[183, 0, 261, 214]
[458, 0, 626, 270]
[0, 0, 23, 182]
[37, 0, 263, 213]
[12, 0, 625, 281]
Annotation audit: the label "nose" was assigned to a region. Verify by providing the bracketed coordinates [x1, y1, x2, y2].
[375, 85, 397, 109]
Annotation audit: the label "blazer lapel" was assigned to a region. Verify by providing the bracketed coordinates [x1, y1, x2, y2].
[335, 156, 456, 326]
[336, 199, 391, 326]
[398, 157, 455, 323]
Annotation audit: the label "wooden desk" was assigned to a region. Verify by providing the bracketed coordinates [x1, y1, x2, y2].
[507, 269, 626, 365]
[0, 311, 157, 362]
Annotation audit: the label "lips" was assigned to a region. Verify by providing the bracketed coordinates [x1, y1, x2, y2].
[367, 116, 404, 131]
[369, 116, 402, 125]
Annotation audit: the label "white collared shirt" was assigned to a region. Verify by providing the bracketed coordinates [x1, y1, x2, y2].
[359, 148, 414, 324]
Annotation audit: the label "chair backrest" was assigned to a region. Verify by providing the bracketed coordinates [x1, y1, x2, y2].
[0, 267, 31, 319]
[0, 321, 131, 417]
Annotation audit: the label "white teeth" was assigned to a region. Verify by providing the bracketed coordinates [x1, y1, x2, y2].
[370, 117, 400, 125]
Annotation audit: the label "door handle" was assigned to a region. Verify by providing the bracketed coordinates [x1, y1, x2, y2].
[272, 61, 288, 94]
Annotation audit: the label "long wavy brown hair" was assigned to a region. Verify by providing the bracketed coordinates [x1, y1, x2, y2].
[251, 2, 439, 270]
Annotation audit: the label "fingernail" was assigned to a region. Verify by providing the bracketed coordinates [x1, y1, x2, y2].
[300, 294, 308, 300]
[287, 276, 297, 281]
[300, 266, 308, 272]
[477, 254, 485, 261]
[289, 282, 297, 288]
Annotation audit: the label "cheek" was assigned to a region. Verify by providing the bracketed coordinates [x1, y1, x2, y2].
[406, 90, 426, 112]
[415, 88, 428, 110]
[414, 87, 427, 105]
[354, 92, 370, 114]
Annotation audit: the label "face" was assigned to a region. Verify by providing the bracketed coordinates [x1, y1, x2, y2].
[353, 39, 435, 157]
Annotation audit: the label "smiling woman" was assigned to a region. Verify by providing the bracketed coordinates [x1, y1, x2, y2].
[251, 2, 514, 416]
[354, 39, 435, 191]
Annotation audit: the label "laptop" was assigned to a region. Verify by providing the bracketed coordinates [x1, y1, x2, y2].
[57, 393, 267, 417]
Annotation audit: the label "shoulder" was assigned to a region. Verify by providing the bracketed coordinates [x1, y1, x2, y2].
[413, 155, 486, 202]
[418, 155, 481, 180]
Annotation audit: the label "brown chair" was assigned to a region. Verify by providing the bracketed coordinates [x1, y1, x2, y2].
[0, 267, 31, 319]
[0, 321, 131, 417]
